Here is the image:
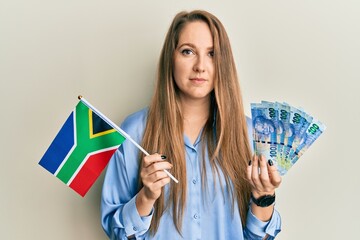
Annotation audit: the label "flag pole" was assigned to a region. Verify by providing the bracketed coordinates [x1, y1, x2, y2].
[78, 95, 179, 183]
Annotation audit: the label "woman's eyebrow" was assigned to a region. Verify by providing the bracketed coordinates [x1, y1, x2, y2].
[177, 43, 196, 49]
[177, 43, 214, 50]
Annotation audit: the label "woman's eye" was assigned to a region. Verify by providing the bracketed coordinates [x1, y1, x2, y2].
[181, 49, 193, 55]
[208, 51, 214, 57]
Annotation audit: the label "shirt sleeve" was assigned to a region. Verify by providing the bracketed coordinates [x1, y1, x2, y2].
[100, 109, 152, 239]
[243, 206, 281, 240]
[101, 147, 153, 239]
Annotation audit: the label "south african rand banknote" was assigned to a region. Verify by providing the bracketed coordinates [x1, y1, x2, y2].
[251, 101, 326, 175]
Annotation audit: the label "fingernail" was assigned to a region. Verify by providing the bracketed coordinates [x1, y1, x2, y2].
[161, 155, 167, 159]
[248, 160, 252, 166]
[268, 159, 273, 166]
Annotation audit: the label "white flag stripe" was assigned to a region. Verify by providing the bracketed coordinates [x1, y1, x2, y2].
[66, 145, 120, 186]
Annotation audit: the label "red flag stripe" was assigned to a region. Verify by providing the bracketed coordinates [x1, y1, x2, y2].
[69, 149, 117, 197]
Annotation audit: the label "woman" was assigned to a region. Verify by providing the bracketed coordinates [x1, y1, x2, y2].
[101, 10, 282, 240]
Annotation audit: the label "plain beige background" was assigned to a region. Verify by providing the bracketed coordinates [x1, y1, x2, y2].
[1, 0, 359, 239]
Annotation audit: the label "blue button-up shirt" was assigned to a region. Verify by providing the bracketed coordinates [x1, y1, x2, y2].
[101, 108, 281, 240]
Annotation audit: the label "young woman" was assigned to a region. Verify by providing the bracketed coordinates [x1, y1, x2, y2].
[101, 10, 282, 240]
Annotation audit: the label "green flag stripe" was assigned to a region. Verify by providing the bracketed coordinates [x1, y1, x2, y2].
[56, 102, 125, 184]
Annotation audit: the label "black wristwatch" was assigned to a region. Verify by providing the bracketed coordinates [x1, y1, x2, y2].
[251, 192, 276, 207]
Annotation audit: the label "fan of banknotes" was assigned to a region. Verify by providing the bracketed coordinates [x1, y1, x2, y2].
[251, 101, 326, 175]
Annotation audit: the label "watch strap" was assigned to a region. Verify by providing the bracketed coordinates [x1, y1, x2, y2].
[251, 192, 276, 207]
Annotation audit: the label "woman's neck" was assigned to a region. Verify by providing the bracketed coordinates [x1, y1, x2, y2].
[180, 96, 210, 144]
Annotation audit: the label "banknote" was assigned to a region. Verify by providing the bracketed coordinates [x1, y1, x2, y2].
[251, 103, 287, 174]
[251, 101, 325, 175]
[290, 119, 326, 164]
[282, 106, 313, 166]
[276, 103, 292, 173]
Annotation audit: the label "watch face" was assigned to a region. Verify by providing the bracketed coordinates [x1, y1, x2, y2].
[259, 195, 275, 207]
[252, 194, 276, 207]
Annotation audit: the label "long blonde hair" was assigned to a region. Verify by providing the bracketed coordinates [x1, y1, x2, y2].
[140, 10, 252, 235]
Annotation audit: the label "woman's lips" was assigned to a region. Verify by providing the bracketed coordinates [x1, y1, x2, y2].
[190, 78, 207, 83]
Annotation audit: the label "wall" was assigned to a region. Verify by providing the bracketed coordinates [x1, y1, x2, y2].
[1, 0, 359, 239]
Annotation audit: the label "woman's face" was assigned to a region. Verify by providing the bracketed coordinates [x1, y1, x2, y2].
[173, 21, 215, 102]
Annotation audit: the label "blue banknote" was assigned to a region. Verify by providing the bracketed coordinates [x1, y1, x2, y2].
[251, 103, 287, 174]
[285, 106, 313, 163]
[290, 119, 326, 164]
[276, 103, 293, 172]
[251, 101, 325, 175]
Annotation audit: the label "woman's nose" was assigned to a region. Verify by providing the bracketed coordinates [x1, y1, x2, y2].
[193, 56, 205, 73]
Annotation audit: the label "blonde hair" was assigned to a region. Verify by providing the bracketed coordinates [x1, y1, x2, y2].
[140, 10, 252, 235]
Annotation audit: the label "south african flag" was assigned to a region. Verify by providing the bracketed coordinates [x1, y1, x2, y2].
[39, 101, 125, 197]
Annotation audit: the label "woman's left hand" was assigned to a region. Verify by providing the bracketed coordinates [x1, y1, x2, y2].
[247, 154, 282, 198]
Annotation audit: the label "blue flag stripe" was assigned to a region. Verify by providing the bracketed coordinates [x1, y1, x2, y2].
[39, 112, 75, 174]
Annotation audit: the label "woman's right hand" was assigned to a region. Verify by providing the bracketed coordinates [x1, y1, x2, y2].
[136, 153, 172, 216]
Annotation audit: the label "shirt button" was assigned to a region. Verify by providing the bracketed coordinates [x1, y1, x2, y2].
[194, 214, 199, 219]
[192, 179, 197, 184]
[133, 226, 137, 231]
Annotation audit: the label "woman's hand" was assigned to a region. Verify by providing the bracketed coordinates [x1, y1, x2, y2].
[247, 154, 282, 198]
[136, 153, 172, 216]
[247, 154, 282, 222]
[141, 153, 173, 200]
